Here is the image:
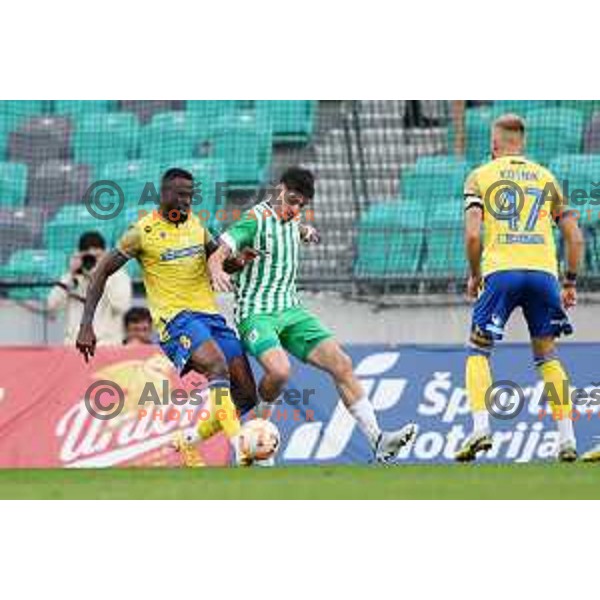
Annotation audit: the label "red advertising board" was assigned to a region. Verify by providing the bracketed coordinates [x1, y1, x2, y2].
[0, 347, 230, 467]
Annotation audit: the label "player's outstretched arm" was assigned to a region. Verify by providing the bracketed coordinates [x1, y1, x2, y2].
[76, 250, 129, 362]
[559, 215, 584, 309]
[207, 244, 234, 292]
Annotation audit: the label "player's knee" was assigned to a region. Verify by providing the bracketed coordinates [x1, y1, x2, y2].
[266, 361, 291, 388]
[331, 351, 354, 382]
[199, 355, 229, 381]
[469, 326, 494, 356]
[531, 338, 556, 366]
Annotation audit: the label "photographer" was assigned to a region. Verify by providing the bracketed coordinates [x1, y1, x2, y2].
[48, 231, 132, 345]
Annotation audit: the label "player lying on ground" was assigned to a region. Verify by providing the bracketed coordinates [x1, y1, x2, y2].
[208, 167, 416, 463]
[76, 168, 261, 466]
[456, 114, 583, 463]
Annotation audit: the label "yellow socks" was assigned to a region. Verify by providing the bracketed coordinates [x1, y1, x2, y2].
[537, 359, 571, 419]
[196, 382, 241, 441]
[466, 353, 492, 433]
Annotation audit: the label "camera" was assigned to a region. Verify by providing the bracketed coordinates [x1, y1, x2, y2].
[78, 253, 97, 273]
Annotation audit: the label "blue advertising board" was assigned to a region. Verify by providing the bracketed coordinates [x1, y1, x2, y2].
[268, 344, 600, 464]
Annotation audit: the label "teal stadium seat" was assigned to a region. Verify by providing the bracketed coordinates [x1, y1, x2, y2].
[400, 157, 469, 214]
[255, 101, 316, 143]
[423, 199, 466, 277]
[139, 111, 200, 164]
[54, 100, 113, 117]
[100, 159, 161, 209]
[74, 112, 140, 170]
[0, 100, 47, 160]
[492, 100, 557, 115]
[355, 201, 425, 277]
[463, 105, 584, 167]
[2, 249, 66, 300]
[550, 154, 600, 225]
[526, 107, 584, 165]
[44, 205, 116, 256]
[559, 100, 600, 121]
[186, 101, 238, 134]
[0, 162, 27, 208]
[210, 112, 273, 186]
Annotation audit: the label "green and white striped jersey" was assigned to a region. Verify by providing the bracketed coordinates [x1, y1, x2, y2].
[220, 201, 301, 323]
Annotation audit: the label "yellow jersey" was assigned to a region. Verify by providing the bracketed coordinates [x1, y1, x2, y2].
[117, 212, 219, 336]
[464, 155, 565, 277]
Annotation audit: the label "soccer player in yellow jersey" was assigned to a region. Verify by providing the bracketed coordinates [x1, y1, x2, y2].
[456, 114, 584, 463]
[76, 168, 259, 466]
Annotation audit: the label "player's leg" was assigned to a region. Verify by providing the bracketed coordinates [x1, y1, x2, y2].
[237, 313, 288, 413]
[161, 312, 243, 465]
[205, 312, 259, 416]
[228, 353, 258, 416]
[456, 272, 518, 462]
[281, 307, 415, 461]
[256, 348, 291, 405]
[523, 272, 577, 461]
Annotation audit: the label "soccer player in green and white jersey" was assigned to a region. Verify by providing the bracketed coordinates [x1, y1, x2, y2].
[208, 167, 415, 463]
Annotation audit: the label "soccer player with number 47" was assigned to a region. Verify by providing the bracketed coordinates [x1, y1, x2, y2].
[457, 114, 584, 463]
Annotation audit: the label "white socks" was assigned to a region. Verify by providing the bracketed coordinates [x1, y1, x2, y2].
[348, 397, 381, 448]
[557, 418, 576, 448]
[473, 411, 490, 435]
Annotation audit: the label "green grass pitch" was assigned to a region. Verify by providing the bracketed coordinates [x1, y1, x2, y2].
[1, 464, 599, 499]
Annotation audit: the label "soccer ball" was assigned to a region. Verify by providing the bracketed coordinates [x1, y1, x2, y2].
[239, 418, 281, 461]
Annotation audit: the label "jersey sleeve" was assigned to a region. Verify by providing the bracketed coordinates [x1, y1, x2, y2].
[464, 168, 484, 211]
[116, 223, 142, 259]
[220, 210, 259, 253]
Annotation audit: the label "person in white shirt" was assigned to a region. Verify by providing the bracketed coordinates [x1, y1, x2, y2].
[47, 231, 132, 345]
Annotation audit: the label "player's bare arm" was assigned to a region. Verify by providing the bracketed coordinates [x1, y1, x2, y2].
[559, 214, 584, 309]
[207, 243, 235, 292]
[75, 250, 129, 362]
[464, 206, 483, 300]
[205, 237, 258, 275]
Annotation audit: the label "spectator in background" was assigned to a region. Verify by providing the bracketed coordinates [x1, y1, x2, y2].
[47, 231, 132, 345]
[123, 307, 153, 346]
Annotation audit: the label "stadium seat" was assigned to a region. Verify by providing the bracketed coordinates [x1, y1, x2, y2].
[526, 107, 584, 165]
[255, 101, 317, 143]
[119, 100, 185, 124]
[559, 100, 600, 121]
[400, 157, 469, 214]
[100, 159, 162, 208]
[27, 161, 91, 214]
[8, 116, 71, 164]
[0, 162, 27, 207]
[492, 100, 557, 115]
[1, 248, 66, 300]
[0, 101, 48, 160]
[549, 154, 600, 224]
[139, 111, 200, 164]
[423, 199, 465, 276]
[355, 201, 425, 277]
[54, 100, 114, 117]
[74, 112, 140, 169]
[0, 209, 39, 264]
[44, 204, 116, 255]
[209, 112, 273, 186]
